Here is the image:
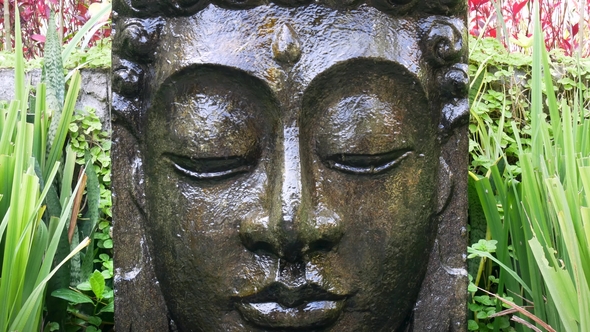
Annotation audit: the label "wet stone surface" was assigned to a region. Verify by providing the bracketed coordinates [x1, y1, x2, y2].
[112, 1, 469, 331]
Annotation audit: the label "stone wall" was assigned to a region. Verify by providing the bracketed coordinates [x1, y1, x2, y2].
[0, 68, 111, 129]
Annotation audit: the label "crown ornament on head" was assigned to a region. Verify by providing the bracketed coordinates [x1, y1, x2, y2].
[114, 0, 465, 17]
[112, 0, 469, 138]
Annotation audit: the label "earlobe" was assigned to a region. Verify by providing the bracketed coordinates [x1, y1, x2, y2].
[131, 153, 147, 216]
[437, 156, 453, 215]
[438, 63, 470, 134]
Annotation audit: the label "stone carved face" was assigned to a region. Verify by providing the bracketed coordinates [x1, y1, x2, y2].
[143, 6, 441, 331]
[113, 2, 468, 331]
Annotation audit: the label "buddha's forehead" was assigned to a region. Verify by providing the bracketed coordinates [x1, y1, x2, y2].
[153, 4, 422, 92]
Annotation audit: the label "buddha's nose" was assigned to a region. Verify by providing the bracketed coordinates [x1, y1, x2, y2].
[239, 126, 343, 262]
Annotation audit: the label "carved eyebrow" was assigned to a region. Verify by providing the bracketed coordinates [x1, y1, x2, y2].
[151, 64, 282, 139]
[299, 58, 427, 122]
[159, 64, 278, 101]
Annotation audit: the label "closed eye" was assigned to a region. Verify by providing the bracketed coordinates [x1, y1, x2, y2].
[164, 153, 254, 180]
[324, 149, 413, 175]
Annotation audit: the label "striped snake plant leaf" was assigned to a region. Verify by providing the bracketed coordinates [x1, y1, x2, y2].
[43, 12, 65, 154]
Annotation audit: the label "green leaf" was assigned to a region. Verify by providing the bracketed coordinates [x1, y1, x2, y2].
[89, 270, 105, 301]
[51, 288, 93, 305]
[86, 326, 99, 332]
[496, 316, 510, 329]
[471, 239, 497, 253]
[62, 3, 112, 63]
[468, 303, 484, 312]
[101, 269, 112, 280]
[44, 71, 81, 180]
[94, 232, 109, 240]
[43, 12, 66, 150]
[473, 295, 494, 306]
[98, 221, 109, 230]
[467, 246, 533, 297]
[87, 315, 102, 327]
[76, 281, 92, 291]
[99, 301, 114, 314]
[44, 321, 60, 332]
[476, 311, 488, 319]
[468, 320, 479, 331]
[528, 236, 579, 331]
[84, 150, 101, 235]
[102, 287, 114, 299]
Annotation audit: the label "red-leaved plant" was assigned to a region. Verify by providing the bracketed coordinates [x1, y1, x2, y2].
[0, 0, 110, 59]
[469, 0, 589, 57]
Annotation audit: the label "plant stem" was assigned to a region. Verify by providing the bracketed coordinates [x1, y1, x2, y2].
[3, 0, 10, 52]
[59, 0, 64, 45]
[580, 0, 587, 58]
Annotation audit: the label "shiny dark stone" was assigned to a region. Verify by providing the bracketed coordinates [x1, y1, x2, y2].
[113, 59, 144, 96]
[113, 18, 163, 62]
[112, 2, 469, 331]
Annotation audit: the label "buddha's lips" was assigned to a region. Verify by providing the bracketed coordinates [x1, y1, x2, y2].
[235, 282, 347, 329]
[236, 282, 347, 308]
[236, 300, 345, 329]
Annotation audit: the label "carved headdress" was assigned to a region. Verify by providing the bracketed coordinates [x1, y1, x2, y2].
[114, 0, 465, 16]
[113, 0, 469, 135]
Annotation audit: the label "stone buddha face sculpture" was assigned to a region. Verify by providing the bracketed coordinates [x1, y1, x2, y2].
[112, 1, 469, 331]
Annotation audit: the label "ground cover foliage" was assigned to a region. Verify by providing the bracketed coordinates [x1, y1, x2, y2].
[0, 40, 111, 70]
[467, 2, 590, 330]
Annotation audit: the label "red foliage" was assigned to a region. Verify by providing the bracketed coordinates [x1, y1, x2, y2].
[0, 0, 110, 59]
[469, 0, 590, 57]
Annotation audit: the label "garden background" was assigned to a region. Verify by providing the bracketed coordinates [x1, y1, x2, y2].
[0, 0, 589, 331]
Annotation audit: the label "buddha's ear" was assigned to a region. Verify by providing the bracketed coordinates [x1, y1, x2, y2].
[437, 156, 453, 215]
[111, 107, 148, 218]
[130, 151, 147, 216]
[111, 121, 171, 331]
[437, 63, 470, 137]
